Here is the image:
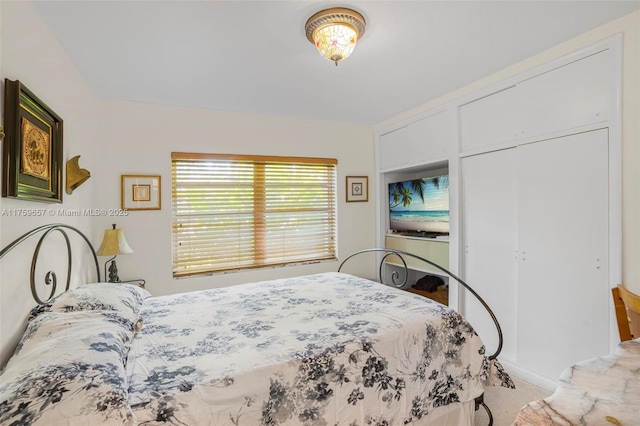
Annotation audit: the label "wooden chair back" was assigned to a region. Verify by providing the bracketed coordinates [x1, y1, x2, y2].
[612, 285, 640, 341]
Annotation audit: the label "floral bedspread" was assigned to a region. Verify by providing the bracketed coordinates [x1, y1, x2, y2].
[0, 283, 150, 426]
[127, 272, 512, 425]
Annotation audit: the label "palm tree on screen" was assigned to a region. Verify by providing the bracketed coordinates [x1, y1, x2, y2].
[389, 177, 448, 209]
[390, 185, 412, 208]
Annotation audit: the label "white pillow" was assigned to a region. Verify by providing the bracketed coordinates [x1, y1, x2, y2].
[0, 310, 136, 425]
[47, 282, 151, 325]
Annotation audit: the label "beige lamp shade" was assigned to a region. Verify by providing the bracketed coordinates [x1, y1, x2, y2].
[96, 224, 134, 256]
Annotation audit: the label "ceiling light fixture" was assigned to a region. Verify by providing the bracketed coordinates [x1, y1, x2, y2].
[305, 7, 366, 66]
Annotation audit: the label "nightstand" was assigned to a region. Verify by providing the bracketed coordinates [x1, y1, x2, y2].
[406, 286, 448, 305]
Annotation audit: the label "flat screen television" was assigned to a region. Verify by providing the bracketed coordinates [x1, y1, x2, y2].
[388, 175, 449, 237]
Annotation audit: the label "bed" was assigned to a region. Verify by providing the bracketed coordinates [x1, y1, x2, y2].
[0, 224, 513, 425]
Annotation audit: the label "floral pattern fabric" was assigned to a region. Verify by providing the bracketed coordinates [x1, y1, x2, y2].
[0, 272, 512, 426]
[0, 310, 136, 425]
[127, 272, 513, 425]
[28, 282, 151, 325]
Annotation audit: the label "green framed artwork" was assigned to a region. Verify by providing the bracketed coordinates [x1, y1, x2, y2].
[2, 79, 64, 203]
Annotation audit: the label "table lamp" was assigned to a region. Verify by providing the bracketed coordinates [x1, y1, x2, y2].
[96, 224, 133, 283]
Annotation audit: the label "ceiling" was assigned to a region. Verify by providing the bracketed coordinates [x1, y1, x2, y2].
[34, 1, 640, 125]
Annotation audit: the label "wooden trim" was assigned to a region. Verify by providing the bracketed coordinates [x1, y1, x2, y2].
[612, 287, 632, 342]
[173, 256, 337, 278]
[616, 285, 640, 341]
[171, 152, 338, 165]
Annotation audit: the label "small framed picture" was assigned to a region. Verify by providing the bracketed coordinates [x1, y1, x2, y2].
[346, 176, 368, 202]
[121, 175, 161, 210]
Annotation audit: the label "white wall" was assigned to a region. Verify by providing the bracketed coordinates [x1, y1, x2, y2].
[375, 10, 640, 295]
[0, 1, 101, 366]
[0, 2, 377, 367]
[93, 100, 376, 296]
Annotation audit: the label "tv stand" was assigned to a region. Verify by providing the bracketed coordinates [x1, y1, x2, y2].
[384, 234, 449, 277]
[391, 230, 446, 239]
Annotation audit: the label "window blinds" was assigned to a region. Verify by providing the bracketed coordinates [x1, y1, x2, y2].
[171, 153, 338, 277]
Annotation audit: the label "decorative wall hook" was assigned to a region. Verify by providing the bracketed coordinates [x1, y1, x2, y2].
[65, 155, 91, 194]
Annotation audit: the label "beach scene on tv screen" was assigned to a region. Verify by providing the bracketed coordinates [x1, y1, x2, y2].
[389, 176, 449, 233]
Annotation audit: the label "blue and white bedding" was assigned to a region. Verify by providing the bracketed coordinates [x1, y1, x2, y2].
[0, 273, 513, 426]
[0, 283, 150, 425]
[127, 272, 512, 425]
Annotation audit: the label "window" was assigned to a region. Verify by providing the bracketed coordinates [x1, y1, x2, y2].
[171, 153, 338, 277]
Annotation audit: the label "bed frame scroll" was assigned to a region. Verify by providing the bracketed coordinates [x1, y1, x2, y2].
[338, 248, 503, 361]
[0, 223, 100, 304]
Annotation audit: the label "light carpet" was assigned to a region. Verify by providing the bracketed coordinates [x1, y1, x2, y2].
[474, 376, 551, 426]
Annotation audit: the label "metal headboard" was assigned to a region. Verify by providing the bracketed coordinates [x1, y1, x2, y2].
[338, 248, 503, 361]
[0, 223, 100, 304]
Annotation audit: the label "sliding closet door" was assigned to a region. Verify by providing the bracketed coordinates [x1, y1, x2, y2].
[461, 148, 518, 362]
[516, 129, 609, 381]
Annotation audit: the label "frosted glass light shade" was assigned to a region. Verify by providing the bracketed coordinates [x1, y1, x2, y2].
[305, 8, 365, 66]
[314, 24, 358, 65]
